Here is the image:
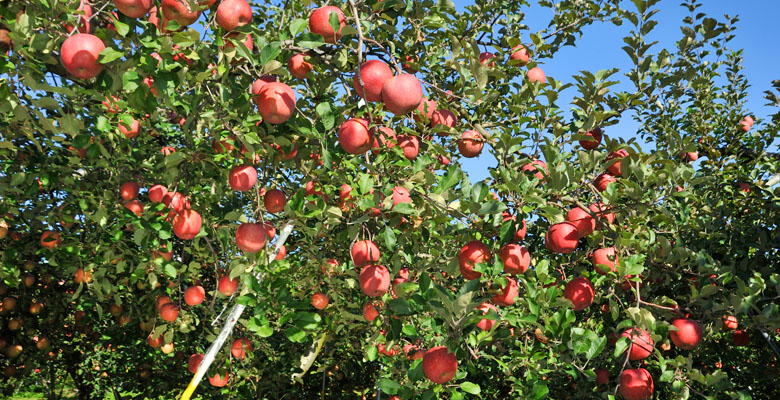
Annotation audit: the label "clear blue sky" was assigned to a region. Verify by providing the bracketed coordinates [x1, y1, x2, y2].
[452, 0, 780, 182]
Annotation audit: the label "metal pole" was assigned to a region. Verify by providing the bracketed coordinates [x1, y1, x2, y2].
[179, 223, 294, 400]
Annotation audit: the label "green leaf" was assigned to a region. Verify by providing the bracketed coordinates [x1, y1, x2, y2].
[285, 327, 306, 342]
[460, 382, 481, 394]
[477, 200, 507, 216]
[164, 264, 177, 279]
[260, 42, 281, 66]
[378, 379, 400, 395]
[99, 47, 124, 64]
[384, 225, 396, 249]
[289, 18, 308, 36]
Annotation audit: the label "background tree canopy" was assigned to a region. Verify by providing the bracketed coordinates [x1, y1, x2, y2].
[0, 0, 778, 399]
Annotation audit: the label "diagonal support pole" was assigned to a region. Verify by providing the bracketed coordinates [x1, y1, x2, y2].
[179, 223, 294, 400]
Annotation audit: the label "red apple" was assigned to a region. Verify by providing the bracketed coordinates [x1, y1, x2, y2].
[351, 240, 380, 267]
[499, 244, 530, 275]
[228, 165, 257, 191]
[184, 285, 205, 306]
[251, 75, 279, 104]
[124, 200, 144, 217]
[527, 66, 546, 83]
[148, 185, 167, 203]
[510, 44, 530, 65]
[288, 53, 313, 79]
[621, 328, 654, 360]
[41, 231, 62, 249]
[172, 209, 201, 240]
[476, 302, 498, 331]
[430, 109, 456, 130]
[359, 264, 390, 297]
[564, 277, 594, 310]
[156, 295, 172, 310]
[235, 223, 267, 253]
[164, 192, 189, 213]
[593, 173, 616, 192]
[458, 130, 484, 158]
[274, 244, 286, 260]
[589, 202, 615, 224]
[414, 97, 437, 122]
[459, 241, 491, 280]
[160, 0, 201, 27]
[596, 369, 610, 385]
[580, 127, 602, 150]
[353, 60, 393, 102]
[147, 333, 163, 348]
[363, 303, 379, 322]
[159, 303, 179, 322]
[308, 6, 345, 43]
[216, 0, 252, 31]
[61, 33, 104, 80]
[338, 118, 372, 154]
[619, 368, 653, 400]
[732, 329, 749, 346]
[479, 52, 496, 67]
[591, 247, 618, 275]
[65, 0, 93, 34]
[682, 151, 698, 162]
[722, 315, 738, 330]
[521, 160, 548, 179]
[119, 118, 141, 139]
[606, 149, 629, 176]
[566, 207, 595, 237]
[188, 353, 204, 373]
[381, 74, 423, 115]
[209, 371, 229, 387]
[256, 82, 296, 124]
[264, 189, 286, 213]
[422, 346, 457, 384]
[669, 318, 702, 350]
[231, 337, 252, 359]
[491, 277, 518, 306]
[371, 126, 397, 152]
[545, 222, 579, 254]
[120, 181, 139, 201]
[114, 0, 153, 18]
[218, 276, 238, 296]
[311, 292, 329, 310]
[397, 135, 420, 160]
[391, 186, 411, 208]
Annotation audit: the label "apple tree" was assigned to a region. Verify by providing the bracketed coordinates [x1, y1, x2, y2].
[0, 0, 779, 399]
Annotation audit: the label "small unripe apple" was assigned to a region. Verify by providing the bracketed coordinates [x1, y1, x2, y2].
[499, 244, 530, 275]
[545, 222, 579, 254]
[422, 346, 457, 384]
[235, 223, 267, 253]
[381, 74, 423, 115]
[563, 277, 594, 310]
[459, 241, 491, 280]
[288, 53, 313, 79]
[353, 60, 393, 102]
[359, 264, 390, 297]
[218, 276, 238, 296]
[619, 368, 653, 400]
[351, 240, 380, 267]
[308, 6, 345, 43]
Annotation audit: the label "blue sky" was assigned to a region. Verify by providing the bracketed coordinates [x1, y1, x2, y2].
[451, 0, 780, 182]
